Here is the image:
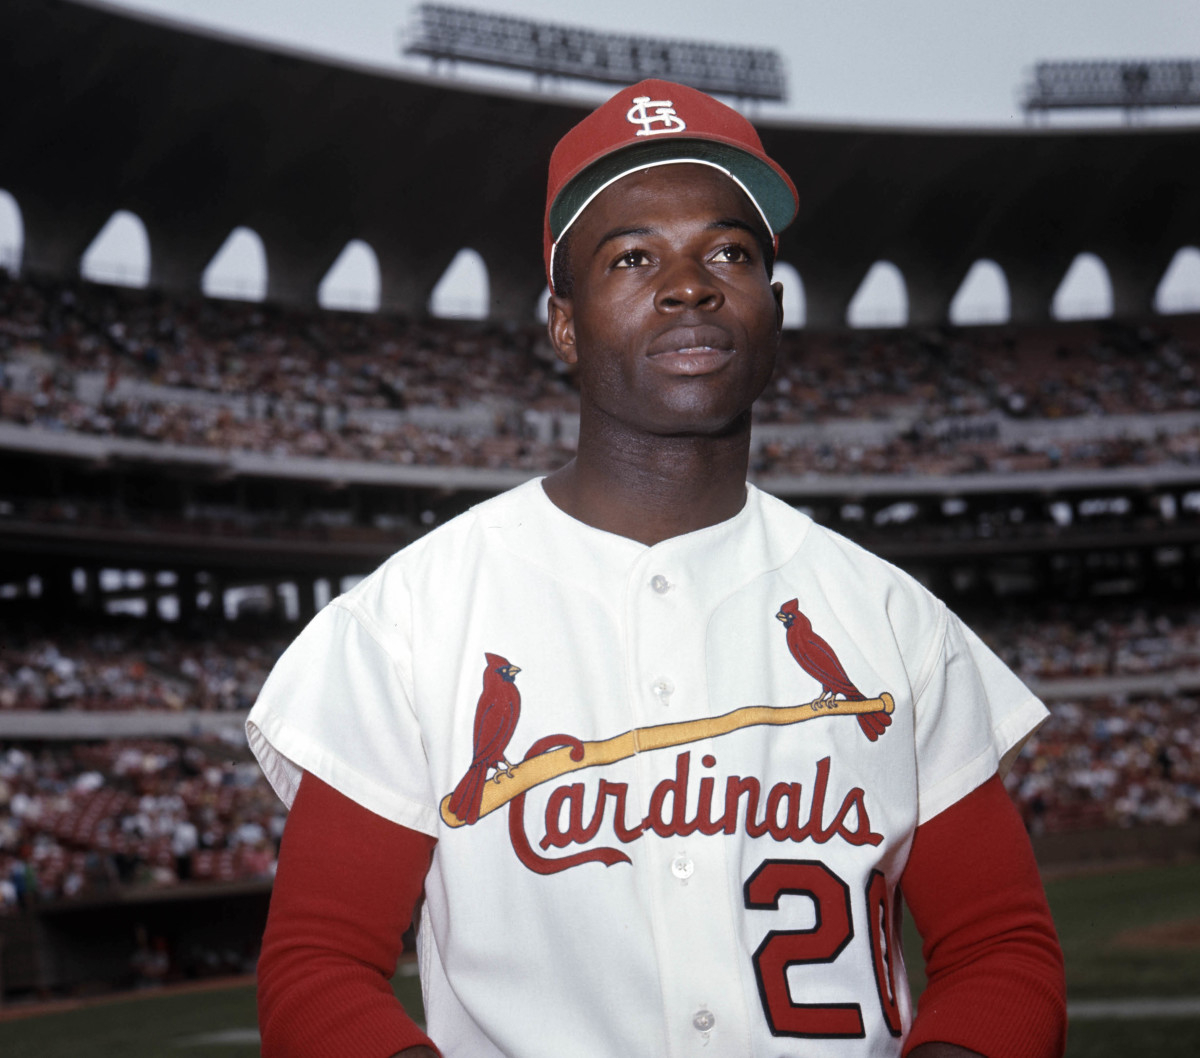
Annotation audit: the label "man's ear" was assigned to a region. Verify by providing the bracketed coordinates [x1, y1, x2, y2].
[771, 281, 784, 333]
[547, 294, 578, 366]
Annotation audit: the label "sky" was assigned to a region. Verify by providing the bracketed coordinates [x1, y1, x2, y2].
[3, 0, 1199, 320]
[100, 0, 1200, 126]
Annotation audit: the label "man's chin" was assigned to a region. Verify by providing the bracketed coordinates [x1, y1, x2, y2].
[646, 407, 755, 440]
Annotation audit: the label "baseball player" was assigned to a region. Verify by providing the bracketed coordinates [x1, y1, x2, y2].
[248, 80, 1066, 1058]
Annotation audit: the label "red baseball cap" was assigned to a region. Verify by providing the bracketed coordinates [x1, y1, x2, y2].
[544, 78, 798, 293]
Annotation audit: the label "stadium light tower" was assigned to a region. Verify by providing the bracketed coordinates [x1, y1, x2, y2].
[1022, 59, 1200, 122]
[398, 3, 787, 102]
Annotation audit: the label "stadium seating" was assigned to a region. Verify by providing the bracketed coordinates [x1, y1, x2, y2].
[3, 272, 1199, 477]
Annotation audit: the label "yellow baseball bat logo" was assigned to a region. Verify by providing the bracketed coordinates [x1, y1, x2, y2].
[440, 693, 894, 827]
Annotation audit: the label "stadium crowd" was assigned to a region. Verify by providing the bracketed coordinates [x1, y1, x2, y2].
[986, 608, 1200, 834]
[0, 626, 282, 713]
[0, 737, 283, 912]
[974, 605, 1200, 683]
[1005, 694, 1200, 834]
[3, 272, 1200, 477]
[752, 425, 1200, 478]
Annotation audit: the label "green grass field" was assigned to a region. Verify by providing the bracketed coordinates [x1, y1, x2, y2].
[1, 860, 1198, 1057]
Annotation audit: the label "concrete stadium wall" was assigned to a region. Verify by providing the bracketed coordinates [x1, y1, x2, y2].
[1032, 821, 1200, 870]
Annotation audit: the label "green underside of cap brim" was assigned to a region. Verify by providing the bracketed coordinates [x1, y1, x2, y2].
[550, 139, 795, 242]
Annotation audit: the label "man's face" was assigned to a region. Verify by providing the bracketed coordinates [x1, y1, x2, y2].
[548, 163, 784, 440]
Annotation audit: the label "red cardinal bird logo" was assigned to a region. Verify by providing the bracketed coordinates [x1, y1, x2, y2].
[775, 599, 891, 742]
[448, 653, 523, 825]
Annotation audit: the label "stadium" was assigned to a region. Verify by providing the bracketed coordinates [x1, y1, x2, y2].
[1, 1, 1199, 1055]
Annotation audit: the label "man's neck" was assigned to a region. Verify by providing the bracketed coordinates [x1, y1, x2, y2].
[542, 423, 753, 546]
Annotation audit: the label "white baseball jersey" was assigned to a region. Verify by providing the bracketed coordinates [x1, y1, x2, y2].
[247, 477, 1046, 1058]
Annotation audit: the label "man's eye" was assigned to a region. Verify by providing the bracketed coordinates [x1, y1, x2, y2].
[613, 250, 649, 268]
[712, 244, 751, 263]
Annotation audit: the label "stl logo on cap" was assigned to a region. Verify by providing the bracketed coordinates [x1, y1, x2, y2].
[626, 95, 687, 137]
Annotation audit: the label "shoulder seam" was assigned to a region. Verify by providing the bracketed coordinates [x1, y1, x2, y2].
[909, 599, 951, 705]
[327, 594, 415, 695]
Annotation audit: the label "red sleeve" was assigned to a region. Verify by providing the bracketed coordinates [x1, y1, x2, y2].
[257, 772, 440, 1058]
[901, 774, 1067, 1058]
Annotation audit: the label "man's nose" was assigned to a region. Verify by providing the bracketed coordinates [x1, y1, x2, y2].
[655, 257, 723, 312]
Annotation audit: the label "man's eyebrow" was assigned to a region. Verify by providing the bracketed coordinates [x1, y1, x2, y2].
[592, 226, 655, 256]
[591, 218, 760, 257]
[709, 218, 760, 238]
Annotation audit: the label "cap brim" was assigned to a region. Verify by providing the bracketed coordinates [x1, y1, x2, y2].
[549, 138, 796, 243]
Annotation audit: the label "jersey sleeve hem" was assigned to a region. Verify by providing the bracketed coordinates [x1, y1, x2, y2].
[916, 692, 1047, 826]
[996, 693, 1049, 776]
[247, 706, 440, 838]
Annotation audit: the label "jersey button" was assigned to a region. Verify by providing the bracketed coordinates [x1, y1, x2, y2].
[650, 574, 670, 594]
[692, 1008, 715, 1032]
[652, 678, 674, 706]
[671, 854, 694, 880]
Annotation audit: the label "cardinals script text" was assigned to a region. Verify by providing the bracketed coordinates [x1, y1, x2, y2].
[508, 751, 882, 875]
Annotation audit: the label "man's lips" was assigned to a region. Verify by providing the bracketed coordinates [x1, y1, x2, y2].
[649, 346, 736, 375]
[647, 327, 735, 375]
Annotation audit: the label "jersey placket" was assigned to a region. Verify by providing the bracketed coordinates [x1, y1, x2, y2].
[622, 542, 755, 1056]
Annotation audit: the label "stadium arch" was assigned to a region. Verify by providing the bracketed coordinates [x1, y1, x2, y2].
[80, 209, 151, 288]
[848, 261, 908, 329]
[318, 239, 382, 313]
[1155, 246, 1200, 315]
[773, 261, 805, 329]
[202, 227, 268, 302]
[0, 188, 22, 273]
[430, 248, 489, 320]
[1052, 252, 1114, 321]
[950, 259, 1011, 326]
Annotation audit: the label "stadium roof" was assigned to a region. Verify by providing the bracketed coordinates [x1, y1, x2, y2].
[1, 0, 1197, 325]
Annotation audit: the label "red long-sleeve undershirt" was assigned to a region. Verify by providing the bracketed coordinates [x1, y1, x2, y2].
[258, 771, 1065, 1058]
[900, 775, 1067, 1057]
[257, 773, 439, 1058]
